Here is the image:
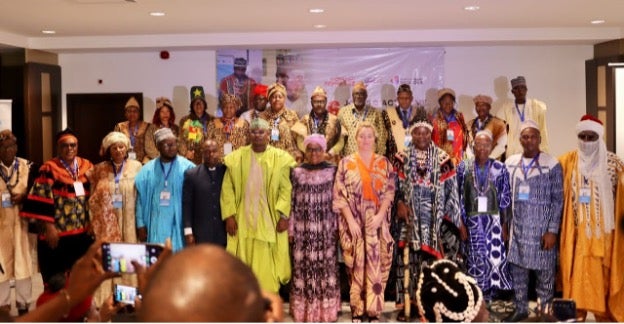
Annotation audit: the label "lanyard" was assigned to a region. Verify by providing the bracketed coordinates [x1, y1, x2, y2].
[129, 123, 139, 148]
[353, 107, 369, 122]
[112, 160, 125, 190]
[477, 116, 489, 131]
[400, 107, 412, 129]
[474, 160, 491, 194]
[159, 158, 176, 188]
[60, 158, 78, 181]
[444, 111, 457, 124]
[515, 103, 525, 122]
[0, 159, 19, 190]
[273, 116, 281, 129]
[222, 118, 235, 140]
[520, 153, 540, 181]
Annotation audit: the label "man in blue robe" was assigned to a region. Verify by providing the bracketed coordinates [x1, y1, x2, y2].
[136, 128, 195, 251]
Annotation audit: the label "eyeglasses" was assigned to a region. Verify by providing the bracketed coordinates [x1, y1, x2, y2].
[60, 142, 77, 149]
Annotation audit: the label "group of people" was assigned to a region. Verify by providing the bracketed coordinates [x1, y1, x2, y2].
[0, 74, 623, 323]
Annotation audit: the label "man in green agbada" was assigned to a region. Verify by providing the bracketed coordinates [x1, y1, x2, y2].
[221, 118, 296, 292]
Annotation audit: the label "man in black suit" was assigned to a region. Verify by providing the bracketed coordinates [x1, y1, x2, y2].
[182, 140, 227, 246]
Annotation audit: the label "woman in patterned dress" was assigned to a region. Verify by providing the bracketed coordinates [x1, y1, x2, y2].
[259, 83, 301, 161]
[114, 96, 150, 163]
[333, 122, 396, 322]
[86, 131, 142, 306]
[289, 134, 341, 322]
[431, 88, 468, 166]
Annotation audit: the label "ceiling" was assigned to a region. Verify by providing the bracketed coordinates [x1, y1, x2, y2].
[1, 0, 623, 53]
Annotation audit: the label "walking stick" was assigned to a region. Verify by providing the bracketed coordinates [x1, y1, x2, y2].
[403, 217, 411, 319]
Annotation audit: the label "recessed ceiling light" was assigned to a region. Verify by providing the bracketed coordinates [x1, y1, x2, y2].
[464, 5, 480, 11]
[150, 12, 165, 17]
[313, 24, 326, 29]
[41, 30, 56, 34]
[591, 19, 605, 24]
[309, 8, 324, 14]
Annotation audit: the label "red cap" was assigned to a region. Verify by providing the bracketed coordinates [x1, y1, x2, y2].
[580, 114, 603, 125]
[253, 84, 268, 98]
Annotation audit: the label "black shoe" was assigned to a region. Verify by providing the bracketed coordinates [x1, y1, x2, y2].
[504, 310, 529, 322]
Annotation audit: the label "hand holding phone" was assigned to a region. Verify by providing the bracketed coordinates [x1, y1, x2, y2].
[101, 242, 164, 274]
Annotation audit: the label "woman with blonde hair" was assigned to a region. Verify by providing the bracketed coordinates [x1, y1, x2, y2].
[333, 121, 396, 322]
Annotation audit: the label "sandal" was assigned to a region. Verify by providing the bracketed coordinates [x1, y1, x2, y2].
[352, 315, 363, 323]
[369, 316, 380, 323]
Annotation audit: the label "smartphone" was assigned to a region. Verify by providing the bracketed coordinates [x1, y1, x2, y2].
[101, 242, 164, 274]
[114, 284, 138, 306]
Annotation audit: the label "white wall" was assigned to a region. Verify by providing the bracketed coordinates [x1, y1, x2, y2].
[60, 44, 592, 157]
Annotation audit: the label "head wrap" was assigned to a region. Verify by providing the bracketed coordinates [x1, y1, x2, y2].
[575, 114, 613, 236]
[233, 57, 247, 68]
[575, 114, 604, 136]
[253, 84, 268, 98]
[409, 107, 433, 133]
[473, 94, 493, 106]
[156, 97, 173, 110]
[267, 83, 286, 99]
[519, 119, 539, 133]
[437, 88, 456, 102]
[220, 93, 242, 108]
[56, 128, 78, 144]
[154, 128, 176, 145]
[152, 97, 176, 126]
[0, 129, 17, 144]
[100, 131, 130, 157]
[352, 81, 367, 92]
[475, 129, 493, 141]
[510, 76, 527, 88]
[416, 259, 484, 322]
[303, 134, 327, 152]
[249, 118, 270, 130]
[125, 97, 140, 111]
[310, 86, 327, 100]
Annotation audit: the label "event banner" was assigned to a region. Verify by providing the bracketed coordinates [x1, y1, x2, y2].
[217, 48, 444, 116]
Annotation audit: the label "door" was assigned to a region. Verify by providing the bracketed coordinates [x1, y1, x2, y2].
[66, 93, 142, 164]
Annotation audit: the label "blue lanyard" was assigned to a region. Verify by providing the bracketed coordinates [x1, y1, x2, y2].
[112, 160, 125, 190]
[444, 111, 457, 124]
[60, 158, 78, 180]
[474, 160, 491, 194]
[520, 153, 540, 180]
[515, 103, 525, 122]
[477, 116, 489, 131]
[129, 123, 139, 148]
[353, 107, 369, 121]
[400, 107, 412, 129]
[0, 159, 18, 185]
[159, 158, 176, 188]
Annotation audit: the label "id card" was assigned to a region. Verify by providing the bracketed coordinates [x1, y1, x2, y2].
[477, 196, 488, 213]
[446, 129, 455, 141]
[1, 191, 12, 208]
[271, 128, 280, 141]
[224, 142, 233, 155]
[403, 135, 412, 148]
[74, 181, 86, 197]
[579, 187, 591, 204]
[112, 193, 123, 209]
[518, 184, 530, 201]
[159, 189, 171, 206]
[128, 151, 137, 160]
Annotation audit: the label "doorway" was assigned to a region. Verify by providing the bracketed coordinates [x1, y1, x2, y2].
[66, 93, 142, 164]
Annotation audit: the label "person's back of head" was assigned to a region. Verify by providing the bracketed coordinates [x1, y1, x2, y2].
[416, 259, 488, 322]
[139, 244, 265, 322]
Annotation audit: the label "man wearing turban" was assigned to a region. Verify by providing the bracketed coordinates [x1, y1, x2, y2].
[558, 115, 624, 321]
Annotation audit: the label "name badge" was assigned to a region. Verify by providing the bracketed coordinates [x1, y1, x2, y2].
[159, 189, 171, 206]
[271, 128, 280, 141]
[403, 134, 412, 148]
[1, 191, 12, 208]
[518, 184, 530, 201]
[579, 187, 591, 204]
[477, 196, 488, 213]
[446, 129, 455, 141]
[224, 142, 233, 155]
[74, 181, 86, 197]
[128, 151, 137, 160]
[112, 193, 123, 209]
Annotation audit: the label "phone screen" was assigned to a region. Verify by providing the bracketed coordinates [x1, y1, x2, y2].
[101, 242, 163, 274]
[114, 284, 138, 305]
